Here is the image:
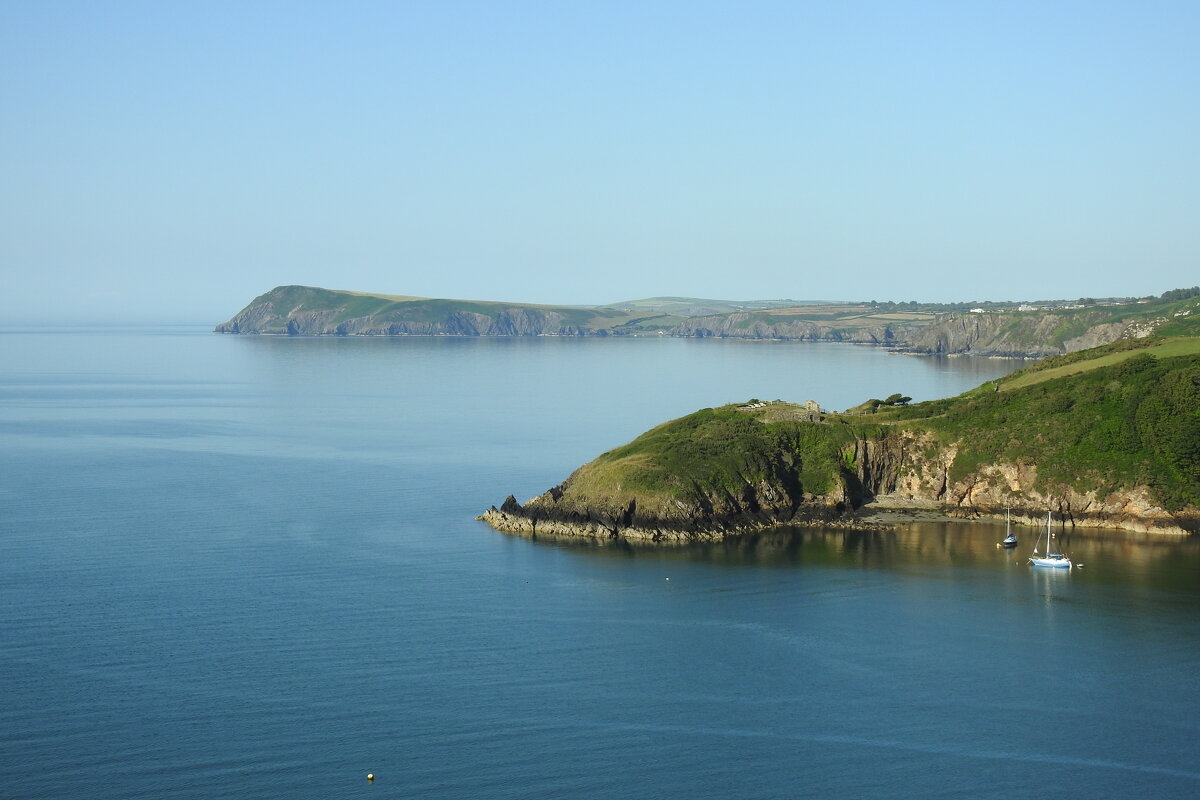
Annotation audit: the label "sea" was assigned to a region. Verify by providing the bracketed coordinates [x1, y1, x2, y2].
[1, 326, 1198, 800]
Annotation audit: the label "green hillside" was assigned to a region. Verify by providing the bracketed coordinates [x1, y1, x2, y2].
[564, 341, 1199, 518]
[217, 285, 689, 334]
[601, 297, 813, 316]
[490, 324, 1200, 536]
[251, 285, 634, 326]
[565, 407, 871, 516]
[858, 309, 1200, 511]
[886, 351, 1200, 512]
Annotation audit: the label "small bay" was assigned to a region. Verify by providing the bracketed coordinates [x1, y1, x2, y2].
[1, 327, 1197, 799]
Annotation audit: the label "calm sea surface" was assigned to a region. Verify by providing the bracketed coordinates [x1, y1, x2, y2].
[1, 327, 1197, 799]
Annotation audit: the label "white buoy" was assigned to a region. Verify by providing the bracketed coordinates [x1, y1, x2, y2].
[367, 773, 374, 782]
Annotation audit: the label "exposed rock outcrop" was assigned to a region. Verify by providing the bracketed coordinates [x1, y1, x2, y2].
[480, 486, 860, 543]
[659, 309, 1162, 359]
[894, 311, 1157, 357]
[667, 312, 907, 344]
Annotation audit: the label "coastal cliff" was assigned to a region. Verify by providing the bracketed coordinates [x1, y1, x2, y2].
[894, 310, 1162, 357]
[482, 426, 1197, 541]
[668, 311, 907, 344]
[671, 307, 1164, 357]
[213, 286, 645, 336]
[216, 285, 1193, 358]
[482, 341, 1200, 540]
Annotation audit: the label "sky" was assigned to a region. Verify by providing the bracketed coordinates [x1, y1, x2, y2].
[2, 1, 1198, 323]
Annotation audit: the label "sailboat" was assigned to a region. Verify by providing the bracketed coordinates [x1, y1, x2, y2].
[1001, 508, 1018, 547]
[1028, 511, 1072, 569]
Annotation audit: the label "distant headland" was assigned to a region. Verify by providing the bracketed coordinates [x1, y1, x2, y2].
[215, 285, 1200, 359]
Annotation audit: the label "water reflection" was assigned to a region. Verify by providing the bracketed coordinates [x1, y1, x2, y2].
[526, 521, 1200, 593]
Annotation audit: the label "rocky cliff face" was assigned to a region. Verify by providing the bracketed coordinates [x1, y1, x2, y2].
[666, 309, 1162, 358]
[481, 428, 1198, 541]
[667, 312, 907, 344]
[846, 431, 1195, 534]
[895, 311, 1157, 357]
[324, 309, 599, 337]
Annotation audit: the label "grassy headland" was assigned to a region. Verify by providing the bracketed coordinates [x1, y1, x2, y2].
[484, 311, 1200, 539]
[214, 285, 686, 335]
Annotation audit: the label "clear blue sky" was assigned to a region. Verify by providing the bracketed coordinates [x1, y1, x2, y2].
[2, 1, 1197, 323]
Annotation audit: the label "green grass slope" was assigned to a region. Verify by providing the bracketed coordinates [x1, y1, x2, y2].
[257, 285, 635, 325]
[561, 406, 876, 516]
[601, 297, 812, 316]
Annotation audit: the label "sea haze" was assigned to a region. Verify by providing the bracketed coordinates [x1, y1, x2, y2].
[1, 327, 1197, 800]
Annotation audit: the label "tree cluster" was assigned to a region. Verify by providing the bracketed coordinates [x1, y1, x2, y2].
[1160, 286, 1200, 302]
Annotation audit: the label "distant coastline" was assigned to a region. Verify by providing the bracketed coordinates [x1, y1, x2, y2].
[216, 285, 1198, 359]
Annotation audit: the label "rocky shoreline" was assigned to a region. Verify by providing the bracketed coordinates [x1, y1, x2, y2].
[477, 498, 892, 544]
[478, 491, 1197, 543]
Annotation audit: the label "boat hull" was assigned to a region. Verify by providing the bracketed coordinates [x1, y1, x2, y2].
[1029, 556, 1072, 569]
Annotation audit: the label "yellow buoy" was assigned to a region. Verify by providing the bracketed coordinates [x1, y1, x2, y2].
[367, 773, 374, 782]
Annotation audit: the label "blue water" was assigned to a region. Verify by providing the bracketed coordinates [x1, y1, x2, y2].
[2, 327, 1197, 799]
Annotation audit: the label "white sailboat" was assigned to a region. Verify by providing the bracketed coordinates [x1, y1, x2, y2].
[1028, 511, 1072, 569]
[1001, 507, 1018, 547]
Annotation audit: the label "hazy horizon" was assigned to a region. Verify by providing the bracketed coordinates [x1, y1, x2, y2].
[1, 283, 1189, 328]
[3, 2, 1197, 324]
